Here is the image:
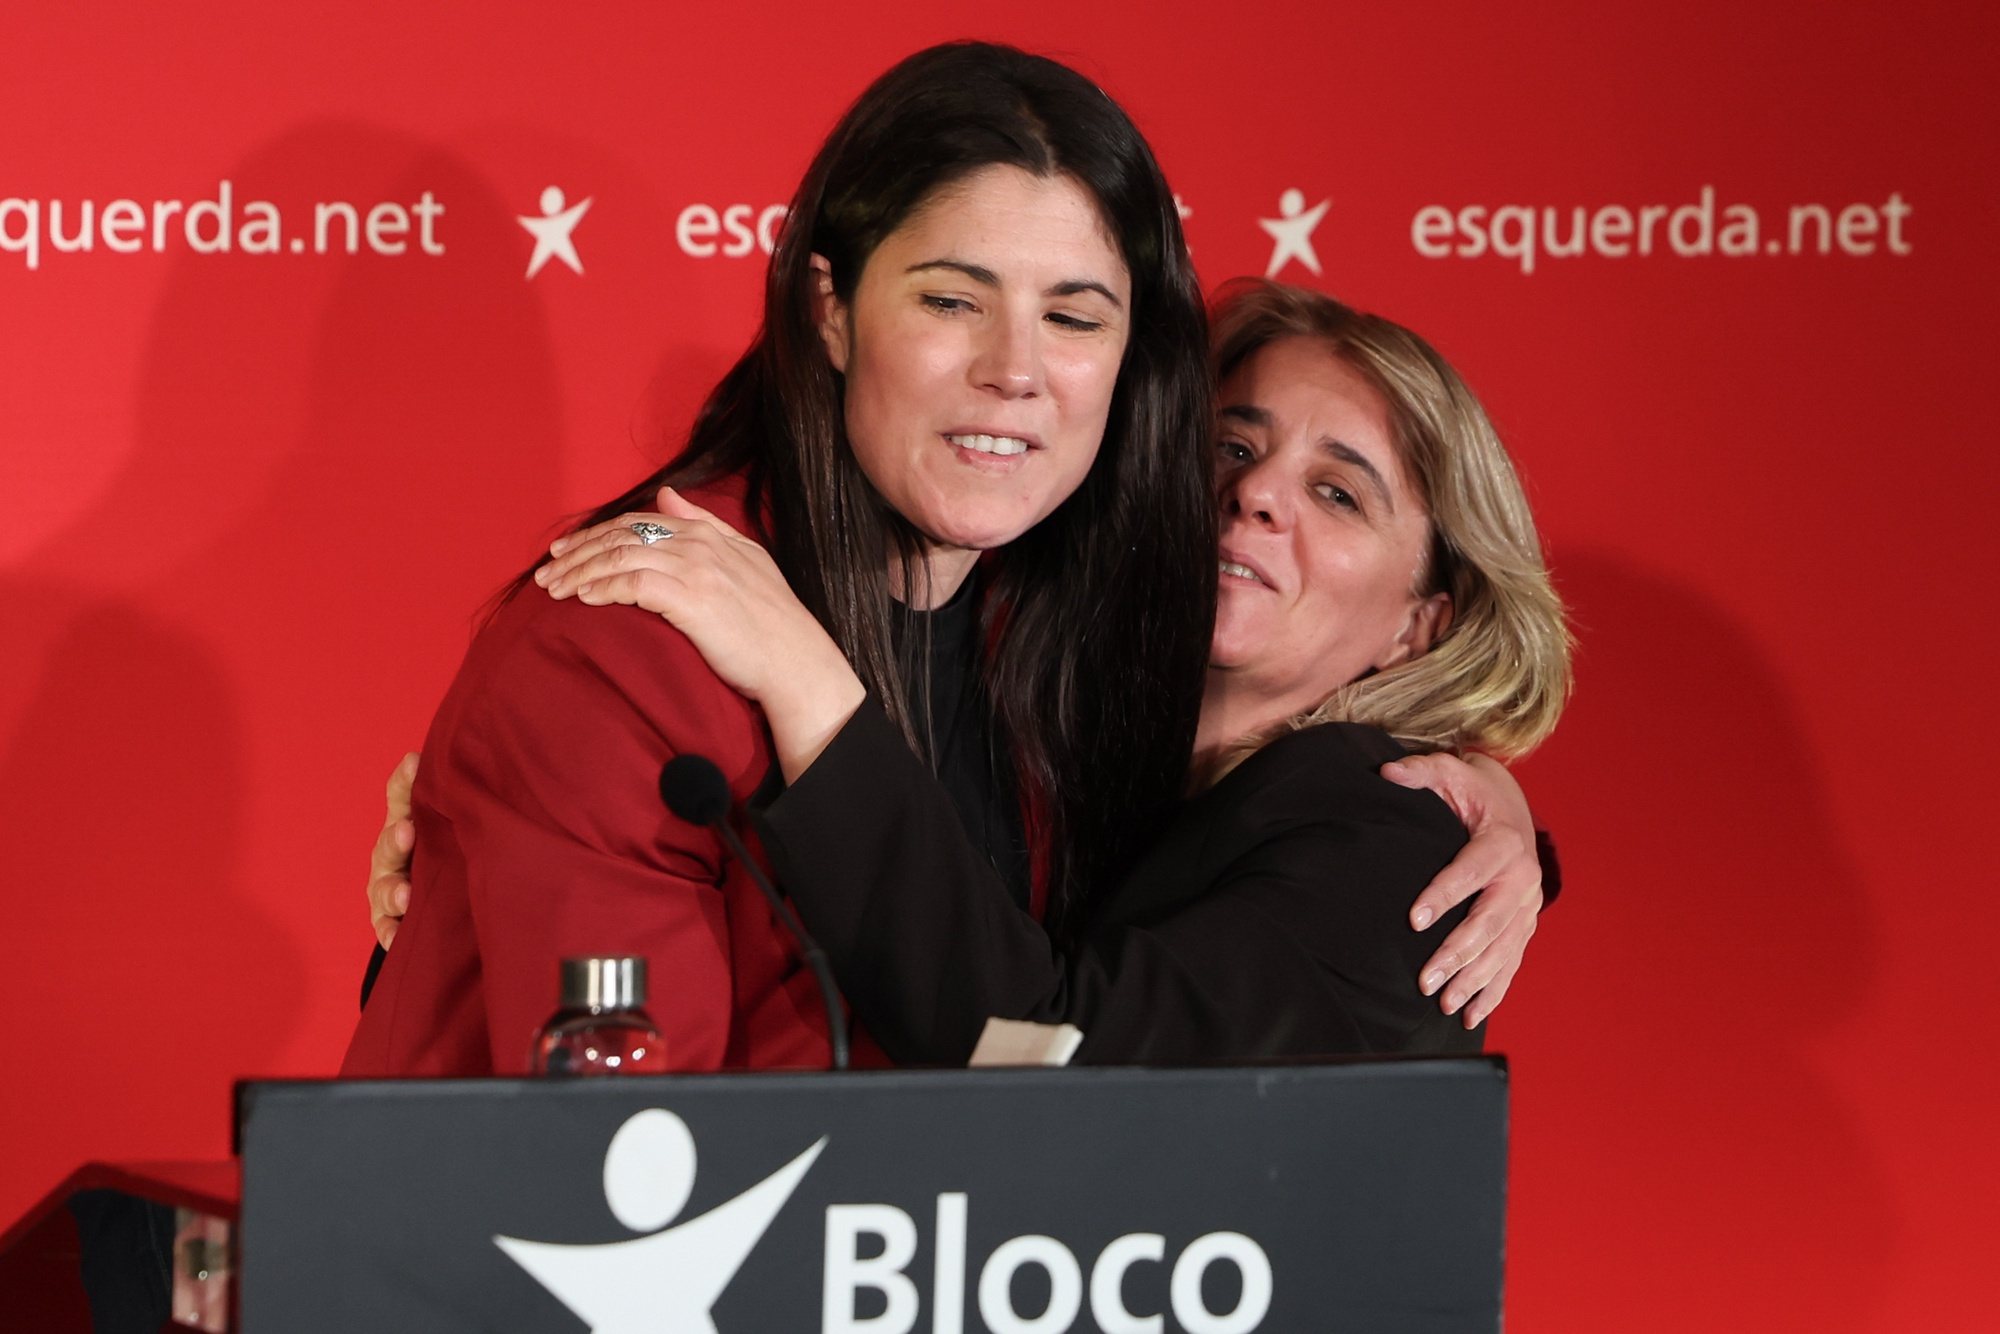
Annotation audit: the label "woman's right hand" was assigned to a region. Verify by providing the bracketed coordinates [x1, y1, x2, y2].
[539, 487, 866, 782]
[1380, 751, 1540, 1026]
[368, 752, 420, 948]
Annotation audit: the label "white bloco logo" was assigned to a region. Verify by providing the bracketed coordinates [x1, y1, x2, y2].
[494, 1108, 1275, 1332]
[496, 1109, 825, 1333]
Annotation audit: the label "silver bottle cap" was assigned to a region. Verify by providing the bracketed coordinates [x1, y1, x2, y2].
[559, 956, 647, 1011]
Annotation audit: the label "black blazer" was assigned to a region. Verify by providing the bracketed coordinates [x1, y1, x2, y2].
[758, 699, 1484, 1066]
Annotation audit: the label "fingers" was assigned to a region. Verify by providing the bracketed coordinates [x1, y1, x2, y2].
[543, 532, 676, 592]
[371, 885, 406, 949]
[1433, 897, 1538, 1014]
[385, 751, 419, 819]
[656, 486, 748, 541]
[1380, 752, 1482, 824]
[369, 858, 410, 933]
[369, 866, 410, 920]
[1418, 909, 1496, 1000]
[540, 510, 716, 584]
[368, 751, 419, 950]
[544, 545, 697, 612]
[573, 565, 694, 613]
[1460, 950, 1521, 1029]
[1379, 752, 1447, 790]
[371, 811, 414, 875]
[367, 816, 412, 916]
[367, 817, 413, 950]
[537, 530, 641, 588]
[1407, 824, 1513, 928]
[548, 510, 667, 558]
[539, 495, 770, 606]
[1464, 752, 1534, 831]
[1415, 865, 1542, 1022]
[1457, 903, 1537, 1026]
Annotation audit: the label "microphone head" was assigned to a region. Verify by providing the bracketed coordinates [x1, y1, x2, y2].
[659, 754, 732, 826]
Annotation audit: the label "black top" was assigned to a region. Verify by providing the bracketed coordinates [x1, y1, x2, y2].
[758, 698, 1486, 1066]
[889, 570, 1032, 910]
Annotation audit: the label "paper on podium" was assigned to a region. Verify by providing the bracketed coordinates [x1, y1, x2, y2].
[967, 1018, 1083, 1067]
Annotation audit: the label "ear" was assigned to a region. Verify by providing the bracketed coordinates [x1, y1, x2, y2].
[1376, 591, 1454, 672]
[810, 253, 850, 374]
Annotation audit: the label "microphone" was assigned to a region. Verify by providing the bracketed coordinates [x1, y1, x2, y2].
[660, 754, 851, 1072]
[659, 755, 732, 826]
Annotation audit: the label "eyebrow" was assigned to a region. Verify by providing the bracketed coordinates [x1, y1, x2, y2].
[1217, 404, 1396, 512]
[906, 259, 1124, 310]
[1322, 438, 1396, 512]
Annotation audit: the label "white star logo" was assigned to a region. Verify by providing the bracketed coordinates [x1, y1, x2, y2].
[1258, 188, 1330, 278]
[518, 184, 591, 280]
[494, 1109, 824, 1333]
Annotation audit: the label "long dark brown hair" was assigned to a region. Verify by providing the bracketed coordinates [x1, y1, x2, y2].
[545, 43, 1215, 929]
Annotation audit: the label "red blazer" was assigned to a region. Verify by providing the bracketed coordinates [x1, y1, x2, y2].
[342, 481, 879, 1077]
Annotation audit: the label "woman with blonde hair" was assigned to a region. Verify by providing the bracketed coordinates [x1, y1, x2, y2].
[528, 278, 1571, 1062]
[1199, 278, 1568, 769]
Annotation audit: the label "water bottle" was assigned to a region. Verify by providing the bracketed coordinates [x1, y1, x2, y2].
[532, 956, 671, 1075]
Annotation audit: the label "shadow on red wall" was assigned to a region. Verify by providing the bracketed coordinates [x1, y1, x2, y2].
[0, 122, 563, 1221]
[1506, 552, 1892, 1332]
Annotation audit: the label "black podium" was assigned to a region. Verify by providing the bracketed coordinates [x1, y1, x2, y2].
[238, 1059, 1507, 1332]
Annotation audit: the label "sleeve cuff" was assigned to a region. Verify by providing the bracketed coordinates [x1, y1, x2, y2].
[754, 694, 907, 865]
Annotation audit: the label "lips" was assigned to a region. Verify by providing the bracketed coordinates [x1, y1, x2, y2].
[943, 429, 1042, 458]
[1217, 545, 1275, 590]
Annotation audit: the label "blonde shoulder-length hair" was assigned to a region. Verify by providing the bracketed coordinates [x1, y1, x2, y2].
[1210, 279, 1572, 762]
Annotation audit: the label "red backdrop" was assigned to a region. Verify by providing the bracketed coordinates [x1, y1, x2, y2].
[3, 3, 1993, 1328]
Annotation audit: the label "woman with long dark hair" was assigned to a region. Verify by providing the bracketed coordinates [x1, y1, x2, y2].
[347, 44, 1545, 1077]
[344, 41, 1214, 1074]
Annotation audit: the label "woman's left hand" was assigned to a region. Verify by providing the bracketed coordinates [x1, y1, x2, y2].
[1379, 752, 1542, 1028]
[536, 486, 865, 780]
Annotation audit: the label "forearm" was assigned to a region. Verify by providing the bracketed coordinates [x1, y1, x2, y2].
[758, 704, 1458, 1066]
[759, 696, 1071, 1063]
[755, 637, 868, 784]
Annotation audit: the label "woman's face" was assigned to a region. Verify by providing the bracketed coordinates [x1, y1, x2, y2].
[818, 165, 1131, 556]
[1208, 336, 1450, 716]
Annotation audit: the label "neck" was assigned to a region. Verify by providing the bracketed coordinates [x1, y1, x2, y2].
[885, 542, 981, 611]
[1191, 667, 1318, 779]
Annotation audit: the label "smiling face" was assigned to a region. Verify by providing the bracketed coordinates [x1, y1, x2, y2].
[817, 165, 1132, 563]
[1208, 335, 1452, 723]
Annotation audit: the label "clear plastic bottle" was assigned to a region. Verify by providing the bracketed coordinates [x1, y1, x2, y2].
[532, 956, 671, 1076]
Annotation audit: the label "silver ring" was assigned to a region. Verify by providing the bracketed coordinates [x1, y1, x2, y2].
[629, 521, 674, 546]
